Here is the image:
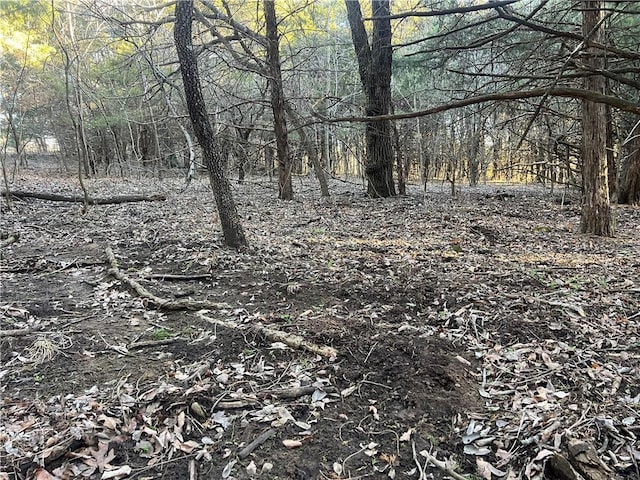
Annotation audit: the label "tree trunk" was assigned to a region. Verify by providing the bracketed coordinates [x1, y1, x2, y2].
[174, 0, 247, 248]
[605, 104, 616, 200]
[392, 120, 406, 195]
[346, 0, 396, 198]
[618, 134, 640, 205]
[579, 1, 614, 236]
[284, 102, 330, 197]
[264, 0, 293, 200]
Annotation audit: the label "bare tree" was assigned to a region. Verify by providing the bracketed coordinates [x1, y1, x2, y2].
[174, 0, 247, 248]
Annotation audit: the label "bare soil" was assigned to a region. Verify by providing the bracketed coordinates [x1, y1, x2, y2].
[1, 171, 639, 480]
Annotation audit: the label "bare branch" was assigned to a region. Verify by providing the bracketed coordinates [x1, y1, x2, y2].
[315, 88, 640, 123]
[496, 5, 640, 60]
[363, 0, 519, 21]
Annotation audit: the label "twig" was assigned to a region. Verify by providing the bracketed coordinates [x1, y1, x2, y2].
[0, 328, 32, 338]
[504, 293, 586, 317]
[412, 440, 427, 480]
[197, 312, 338, 358]
[105, 246, 229, 311]
[257, 385, 318, 400]
[128, 338, 178, 350]
[144, 273, 212, 281]
[412, 440, 468, 480]
[237, 428, 277, 459]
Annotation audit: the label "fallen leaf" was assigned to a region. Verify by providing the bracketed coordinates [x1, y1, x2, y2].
[341, 385, 357, 397]
[399, 428, 413, 442]
[33, 468, 59, 480]
[221, 460, 236, 479]
[476, 457, 492, 479]
[246, 460, 257, 476]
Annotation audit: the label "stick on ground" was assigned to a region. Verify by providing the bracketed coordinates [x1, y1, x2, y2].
[197, 312, 338, 359]
[105, 246, 228, 311]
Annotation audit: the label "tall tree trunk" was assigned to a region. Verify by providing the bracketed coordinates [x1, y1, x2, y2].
[605, 104, 616, 200]
[264, 0, 293, 200]
[174, 0, 247, 248]
[618, 133, 640, 205]
[580, 1, 614, 236]
[284, 102, 330, 197]
[346, 0, 396, 198]
[392, 121, 406, 195]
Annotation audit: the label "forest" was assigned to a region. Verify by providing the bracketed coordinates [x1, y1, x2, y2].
[1, 1, 639, 480]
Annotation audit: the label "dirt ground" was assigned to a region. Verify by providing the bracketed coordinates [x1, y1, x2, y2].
[1, 170, 639, 480]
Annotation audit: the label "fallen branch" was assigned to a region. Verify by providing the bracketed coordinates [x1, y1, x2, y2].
[144, 273, 212, 281]
[505, 293, 586, 317]
[4, 191, 166, 204]
[105, 247, 228, 311]
[238, 428, 277, 459]
[257, 385, 318, 400]
[106, 247, 337, 357]
[212, 386, 334, 411]
[0, 233, 19, 248]
[128, 338, 178, 350]
[197, 312, 338, 359]
[412, 440, 467, 480]
[0, 328, 32, 338]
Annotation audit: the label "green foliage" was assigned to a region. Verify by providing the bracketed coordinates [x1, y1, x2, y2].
[152, 328, 174, 340]
[0, 0, 55, 68]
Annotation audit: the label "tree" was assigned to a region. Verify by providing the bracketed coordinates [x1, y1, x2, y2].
[174, 0, 247, 248]
[618, 132, 640, 205]
[263, 0, 293, 200]
[579, 1, 613, 236]
[345, 0, 396, 198]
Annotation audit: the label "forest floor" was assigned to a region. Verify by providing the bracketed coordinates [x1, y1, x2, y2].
[1, 170, 639, 480]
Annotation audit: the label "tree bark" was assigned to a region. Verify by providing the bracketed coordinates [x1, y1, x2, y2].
[284, 102, 330, 197]
[2, 191, 165, 204]
[174, 0, 247, 248]
[264, 0, 293, 200]
[346, 0, 396, 198]
[618, 133, 640, 205]
[579, 1, 614, 236]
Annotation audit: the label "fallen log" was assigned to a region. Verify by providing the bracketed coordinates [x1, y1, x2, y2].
[3, 191, 166, 204]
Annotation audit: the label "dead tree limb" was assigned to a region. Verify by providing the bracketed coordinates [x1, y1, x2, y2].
[144, 273, 212, 281]
[315, 87, 640, 123]
[0, 328, 32, 338]
[105, 246, 228, 311]
[238, 428, 277, 459]
[105, 246, 337, 357]
[197, 312, 338, 358]
[3, 191, 166, 204]
[128, 338, 178, 350]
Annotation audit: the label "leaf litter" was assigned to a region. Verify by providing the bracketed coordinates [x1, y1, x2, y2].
[1, 172, 639, 479]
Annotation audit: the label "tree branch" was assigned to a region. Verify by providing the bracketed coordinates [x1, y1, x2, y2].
[364, 0, 518, 20]
[314, 88, 640, 123]
[496, 5, 640, 60]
